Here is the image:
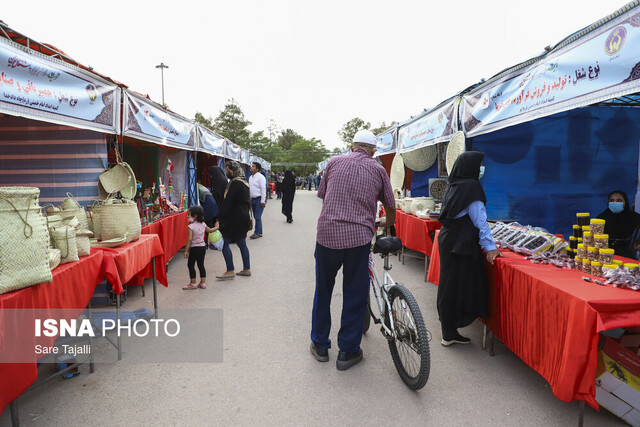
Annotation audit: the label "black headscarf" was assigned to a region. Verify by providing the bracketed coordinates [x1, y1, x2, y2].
[439, 151, 486, 222]
[282, 170, 296, 193]
[209, 166, 228, 207]
[597, 190, 640, 243]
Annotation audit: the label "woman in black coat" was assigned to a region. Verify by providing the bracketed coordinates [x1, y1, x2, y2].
[281, 170, 296, 223]
[216, 161, 251, 280]
[209, 165, 228, 209]
[597, 190, 640, 259]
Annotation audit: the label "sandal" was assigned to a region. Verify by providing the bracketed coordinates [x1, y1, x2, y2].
[182, 283, 198, 290]
[198, 282, 207, 289]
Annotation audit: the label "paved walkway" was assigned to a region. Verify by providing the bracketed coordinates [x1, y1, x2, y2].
[1, 190, 623, 426]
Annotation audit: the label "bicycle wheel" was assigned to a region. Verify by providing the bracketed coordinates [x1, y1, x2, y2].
[386, 284, 430, 390]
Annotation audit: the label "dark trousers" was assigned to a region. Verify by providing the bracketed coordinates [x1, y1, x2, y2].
[188, 246, 206, 279]
[222, 238, 250, 271]
[311, 242, 370, 353]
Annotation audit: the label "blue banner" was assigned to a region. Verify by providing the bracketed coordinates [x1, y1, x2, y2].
[462, 8, 640, 136]
[123, 90, 195, 149]
[226, 141, 241, 160]
[398, 98, 458, 153]
[197, 125, 225, 156]
[0, 38, 119, 133]
[375, 128, 396, 156]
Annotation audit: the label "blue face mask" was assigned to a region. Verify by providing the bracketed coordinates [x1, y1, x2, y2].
[478, 166, 485, 180]
[609, 202, 624, 214]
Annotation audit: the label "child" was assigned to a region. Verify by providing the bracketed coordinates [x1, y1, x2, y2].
[183, 206, 218, 290]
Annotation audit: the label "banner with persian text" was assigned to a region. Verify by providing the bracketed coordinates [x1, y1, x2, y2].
[123, 90, 195, 150]
[239, 149, 249, 165]
[374, 128, 397, 157]
[225, 141, 241, 160]
[397, 98, 458, 153]
[0, 38, 119, 133]
[196, 125, 225, 156]
[462, 8, 640, 137]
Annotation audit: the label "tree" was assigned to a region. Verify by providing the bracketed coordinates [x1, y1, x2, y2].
[338, 118, 371, 148]
[278, 128, 304, 151]
[213, 98, 252, 144]
[194, 112, 213, 128]
[371, 122, 391, 136]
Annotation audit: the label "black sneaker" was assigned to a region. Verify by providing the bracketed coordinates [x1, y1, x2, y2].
[441, 332, 471, 346]
[310, 342, 329, 362]
[336, 349, 363, 371]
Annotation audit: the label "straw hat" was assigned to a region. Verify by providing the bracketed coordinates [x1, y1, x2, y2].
[446, 131, 466, 175]
[390, 155, 405, 190]
[401, 145, 437, 171]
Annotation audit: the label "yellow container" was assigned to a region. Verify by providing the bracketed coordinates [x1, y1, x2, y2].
[577, 213, 590, 227]
[591, 261, 603, 276]
[575, 257, 583, 271]
[587, 246, 598, 262]
[576, 243, 587, 259]
[603, 264, 618, 273]
[590, 218, 606, 235]
[583, 231, 594, 247]
[613, 260, 624, 266]
[599, 248, 615, 265]
[582, 259, 591, 274]
[594, 234, 609, 249]
[624, 263, 639, 269]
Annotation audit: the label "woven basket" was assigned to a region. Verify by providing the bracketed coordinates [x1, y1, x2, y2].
[119, 162, 137, 199]
[87, 202, 102, 240]
[401, 145, 437, 172]
[99, 199, 141, 243]
[99, 163, 131, 195]
[51, 225, 79, 264]
[0, 187, 52, 294]
[49, 248, 61, 270]
[60, 205, 89, 230]
[61, 193, 82, 211]
[46, 214, 63, 248]
[76, 229, 93, 257]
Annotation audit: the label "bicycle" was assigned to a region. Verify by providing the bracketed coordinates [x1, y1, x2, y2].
[363, 225, 431, 390]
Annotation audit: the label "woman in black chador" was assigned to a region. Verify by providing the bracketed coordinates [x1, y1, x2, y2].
[437, 151, 502, 346]
[596, 190, 640, 259]
[281, 170, 296, 223]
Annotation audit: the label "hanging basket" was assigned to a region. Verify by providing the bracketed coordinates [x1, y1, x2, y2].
[0, 187, 52, 294]
[99, 199, 141, 243]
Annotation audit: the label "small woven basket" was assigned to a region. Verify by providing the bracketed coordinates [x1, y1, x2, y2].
[49, 248, 61, 270]
[50, 225, 79, 264]
[99, 164, 131, 195]
[75, 229, 92, 257]
[99, 199, 141, 243]
[0, 187, 52, 294]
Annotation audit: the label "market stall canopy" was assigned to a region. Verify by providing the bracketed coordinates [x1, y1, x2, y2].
[122, 89, 195, 150]
[397, 97, 459, 154]
[196, 124, 226, 157]
[462, 2, 640, 137]
[225, 140, 241, 160]
[373, 126, 397, 158]
[239, 149, 250, 165]
[0, 23, 120, 134]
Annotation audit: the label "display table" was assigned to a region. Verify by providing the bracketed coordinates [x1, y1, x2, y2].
[0, 250, 114, 414]
[128, 212, 188, 287]
[395, 209, 442, 280]
[427, 230, 640, 409]
[97, 234, 167, 295]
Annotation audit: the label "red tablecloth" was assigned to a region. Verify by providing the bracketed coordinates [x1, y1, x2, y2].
[427, 230, 640, 409]
[395, 209, 442, 256]
[96, 234, 167, 294]
[269, 183, 275, 193]
[0, 250, 112, 412]
[127, 212, 188, 287]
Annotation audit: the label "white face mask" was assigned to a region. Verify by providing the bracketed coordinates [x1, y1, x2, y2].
[188, 217, 195, 223]
[479, 165, 485, 179]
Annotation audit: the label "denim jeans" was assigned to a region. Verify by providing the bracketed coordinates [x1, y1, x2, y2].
[251, 198, 264, 235]
[222, 238, 250, 271]
[311, 242, 370, 353]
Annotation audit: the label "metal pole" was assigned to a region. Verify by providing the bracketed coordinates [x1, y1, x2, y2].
[155, 62, 169, 106]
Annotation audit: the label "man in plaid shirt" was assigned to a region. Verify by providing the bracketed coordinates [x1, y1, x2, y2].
[310, 129, 396, 371]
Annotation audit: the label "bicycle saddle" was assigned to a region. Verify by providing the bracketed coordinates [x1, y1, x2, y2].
[373, 236, 403, 254]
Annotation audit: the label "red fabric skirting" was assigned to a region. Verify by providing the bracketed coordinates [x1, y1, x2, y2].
[0, 250, 106, 412]
[97, 234, 166, 293]
[395, 209, 441, 256]
[128, 212, 187, 287]
[427, 230, 640, 409]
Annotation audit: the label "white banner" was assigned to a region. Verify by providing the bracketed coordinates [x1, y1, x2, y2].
[196, 125, 225, 156]
[398, 98, 459, 153]
[225, 141, 241, 160]
[0, 38, 119, 133]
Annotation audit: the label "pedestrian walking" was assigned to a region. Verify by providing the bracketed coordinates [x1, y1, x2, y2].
[183, 206, 219, 290]
[248, 161, 266, 239]
[217, 161, 252, 280]
[281, 170, 296, 223]
[310, 129, 396, 371]
[437, 151, 502, 346]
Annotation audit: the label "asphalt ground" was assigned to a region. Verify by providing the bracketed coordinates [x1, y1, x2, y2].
[1, 190, 625, 426]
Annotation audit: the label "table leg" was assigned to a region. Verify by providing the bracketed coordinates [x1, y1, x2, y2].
[424, 256, 430, 282]
[141, 280, 146, 297]
[116, 293, 122, 361]
[10, 401, 18, 427]
[482, 324, 487, 350]
[578, 401, 584, 426]
[152, 257, 158, 319]
[489, 331, 495, 357]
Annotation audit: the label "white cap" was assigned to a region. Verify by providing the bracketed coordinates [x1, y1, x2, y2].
[353, 129, 377, 146]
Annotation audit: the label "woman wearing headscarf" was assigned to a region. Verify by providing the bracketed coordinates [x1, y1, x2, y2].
[197, 182, 218, 230]
[281, 170, 296, 223]
[209, 165, 228, 208]
[597, 190, 640, 259]
[437, 151, 502, 346]
[216, 161, 251, 280]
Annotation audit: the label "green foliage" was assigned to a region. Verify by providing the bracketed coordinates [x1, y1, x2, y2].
[194, 112, 213, 128]
[371, 122, 391, 136]
[278, 128, 304, 151]
[213, 99, 252, 144]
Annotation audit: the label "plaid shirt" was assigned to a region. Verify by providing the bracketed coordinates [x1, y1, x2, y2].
[317, 148, 395, 249]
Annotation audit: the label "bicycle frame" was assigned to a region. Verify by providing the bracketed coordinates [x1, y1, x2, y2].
[368, 252, 397, 337]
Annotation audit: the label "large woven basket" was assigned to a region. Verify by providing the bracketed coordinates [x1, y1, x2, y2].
[0, 187, 52, 294]
[99, 163, 131, 195]
[49, 248, 61, 270]
[50, 225, 79, 264]
[99, 199, 141, 243]
[87, 202, 102, 240]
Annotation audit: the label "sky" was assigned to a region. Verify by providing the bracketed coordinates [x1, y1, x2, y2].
[1, 0, 627, 150]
